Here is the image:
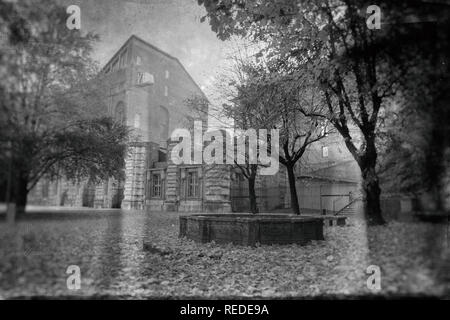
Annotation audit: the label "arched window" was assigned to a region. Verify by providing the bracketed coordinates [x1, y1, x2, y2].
[134, 113, 141, 129]
[115, 102, 126, 125]
[157, 106, 169, 141]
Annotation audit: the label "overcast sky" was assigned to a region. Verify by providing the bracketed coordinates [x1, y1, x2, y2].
[60, 0, 233, 98]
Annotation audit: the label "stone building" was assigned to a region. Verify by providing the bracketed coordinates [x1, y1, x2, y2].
[97, 35, 211, 211]
[29, 35, 237, 212]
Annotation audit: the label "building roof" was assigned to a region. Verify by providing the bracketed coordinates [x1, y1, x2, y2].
[298, 174, 359, 184]
[101, 35, 205, 97]
[300, 160, 360, 184]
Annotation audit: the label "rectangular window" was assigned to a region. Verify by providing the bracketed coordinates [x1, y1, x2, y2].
[112, 59, 119, 71]
[134, 113, 140, 128]
[187, 171, 199, 198]
[41, 181, 49, 198]
[164, 85, 168, 97]
[322, 146, 329, 158]
[165, 70, 169, 79]
[119, 50, 127, 68]
[152, 174, 161, 197]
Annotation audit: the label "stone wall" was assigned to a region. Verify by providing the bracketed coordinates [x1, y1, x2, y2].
[121, 143, 146, 209]
[203, 164, 231, 213]
[28, 178, 91, 208]
[231, 166, 288, 213]
[295, 178, 358, 213]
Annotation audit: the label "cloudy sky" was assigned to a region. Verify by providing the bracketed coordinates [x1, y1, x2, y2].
[60, 0, 233, 98]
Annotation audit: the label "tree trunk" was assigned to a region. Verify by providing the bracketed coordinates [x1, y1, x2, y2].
[14, 172, 29, 218]
[346, 133, 385, 225]
[5, 154, 16, 224]
[361, 165, 385, 225]
[286, 164, 300, 215]
[248, 174, 258, 214]
[427, 122, 446, 212]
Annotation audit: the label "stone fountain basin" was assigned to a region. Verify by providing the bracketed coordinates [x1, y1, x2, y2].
[179, 214, 324, 246]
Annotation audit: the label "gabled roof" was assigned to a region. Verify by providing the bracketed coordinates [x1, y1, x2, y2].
[101, 35, 205, 97]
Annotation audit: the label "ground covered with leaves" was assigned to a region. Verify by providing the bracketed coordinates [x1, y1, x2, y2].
[0, 209, 448, 298]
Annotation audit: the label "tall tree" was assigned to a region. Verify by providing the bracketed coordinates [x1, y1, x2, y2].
[198, 0, 450, 224]
[0, 0, 130, 218]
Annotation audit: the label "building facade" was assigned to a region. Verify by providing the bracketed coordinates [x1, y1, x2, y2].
[29, 35, 235, 212]
[292, 130, 362, 213]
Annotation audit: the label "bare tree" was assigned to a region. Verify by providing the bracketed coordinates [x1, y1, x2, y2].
[239, 71, 330, 215]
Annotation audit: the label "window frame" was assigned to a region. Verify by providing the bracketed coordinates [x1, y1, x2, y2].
[186, 170, 200, 199]
[136, 55, 142, 65]
[111, 59, 119, 71]
[151, 173, 162, 198]
[134, 113, 141, 129]
[119, 51, 126, 68]
[41, 181, 49, 198]
[114, 102, 126, 125]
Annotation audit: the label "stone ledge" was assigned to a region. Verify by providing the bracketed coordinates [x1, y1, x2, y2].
[179, 214, 324, 246]
[303, 215, 347, 227]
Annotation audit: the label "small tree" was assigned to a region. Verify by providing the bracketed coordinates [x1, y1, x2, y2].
[236, 70, 330, 215]
[222, 60, 279, 214]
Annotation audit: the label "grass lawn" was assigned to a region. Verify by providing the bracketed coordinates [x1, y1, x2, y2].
[0, 209, 448, 299]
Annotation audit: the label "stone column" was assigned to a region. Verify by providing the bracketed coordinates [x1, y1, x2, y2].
[203, 164, 231, 213]
[122, 142, 146, 210]
[163, 139, 179, 211]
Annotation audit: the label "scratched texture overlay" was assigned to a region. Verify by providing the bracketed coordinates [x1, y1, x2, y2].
[0, 0, 449, 302]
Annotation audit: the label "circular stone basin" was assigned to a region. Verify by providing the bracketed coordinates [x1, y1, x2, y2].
[179, 214, 324, 246]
